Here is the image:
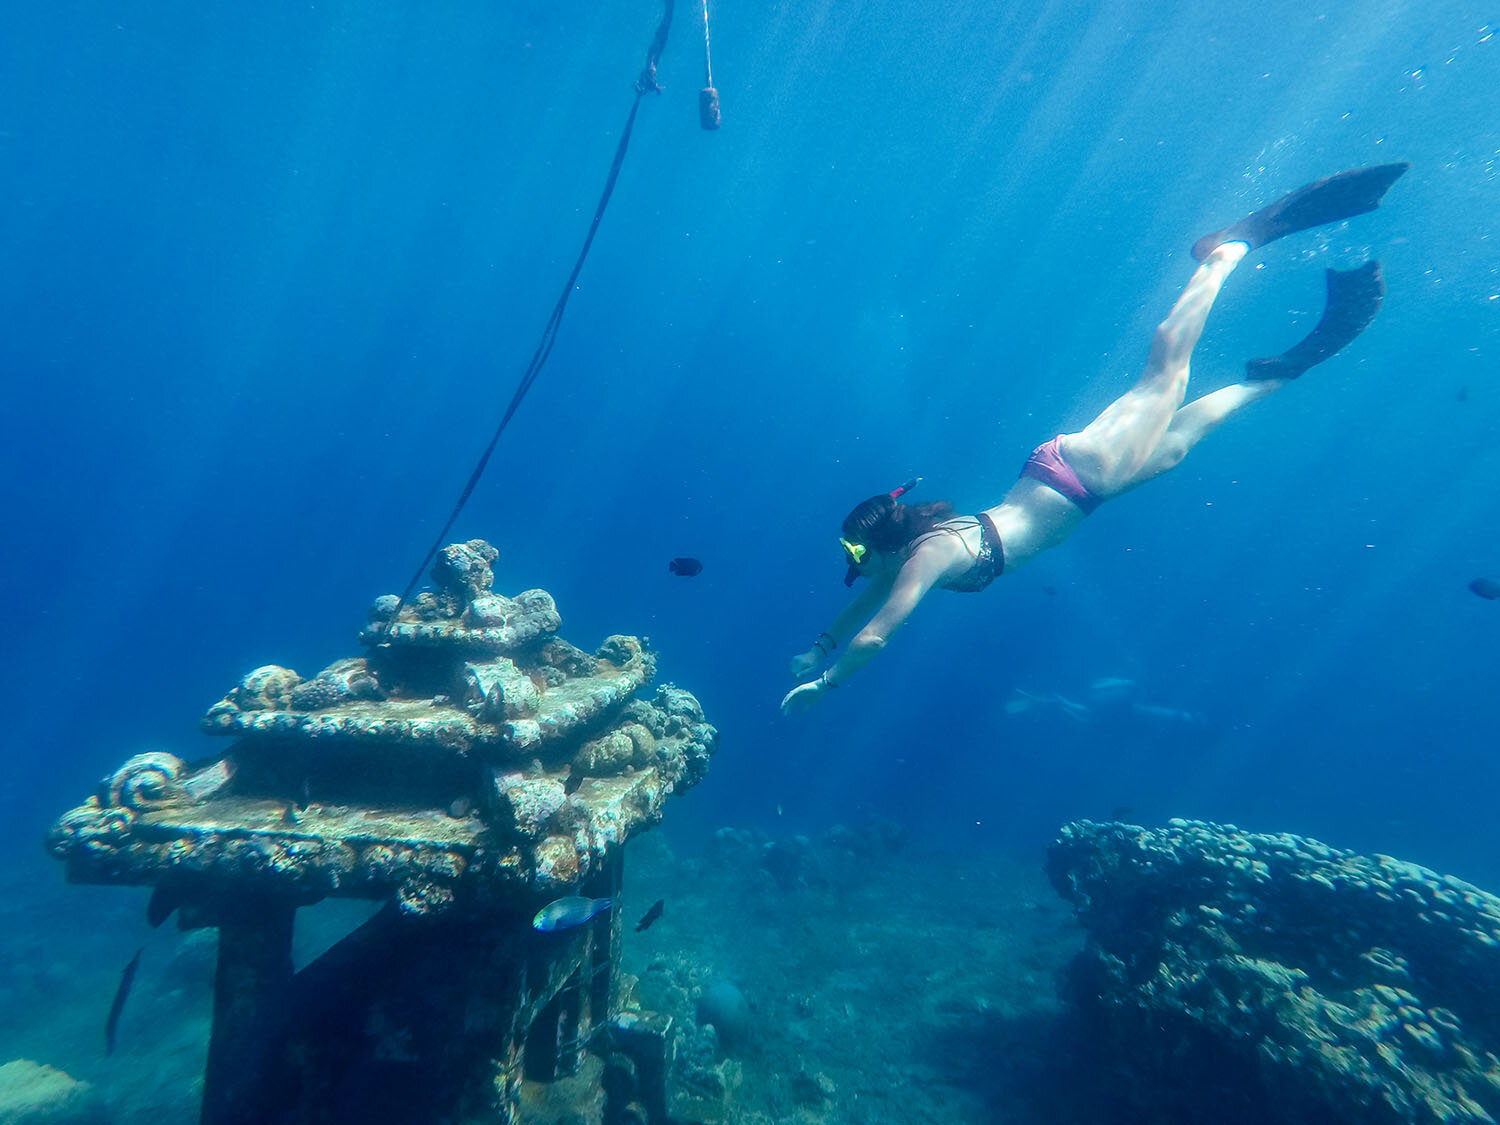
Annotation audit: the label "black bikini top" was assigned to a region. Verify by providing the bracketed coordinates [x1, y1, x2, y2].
[939, 513, 1005, 593]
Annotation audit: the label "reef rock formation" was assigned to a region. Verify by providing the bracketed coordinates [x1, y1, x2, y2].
[1048, 818, 1500, 1125]
[0, 1060, 104, 1125]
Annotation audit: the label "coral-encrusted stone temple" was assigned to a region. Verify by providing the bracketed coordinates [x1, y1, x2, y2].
[48, 540, 717, 1125]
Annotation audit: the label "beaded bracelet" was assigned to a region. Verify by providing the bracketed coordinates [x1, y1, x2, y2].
[813, 631, 837, 656]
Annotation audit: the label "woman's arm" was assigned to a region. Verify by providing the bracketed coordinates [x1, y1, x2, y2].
[826, 577, 893, 645]
[781, 551, 946, 715]
[826, 563, 938, 684]
[788, 576, 893, 676]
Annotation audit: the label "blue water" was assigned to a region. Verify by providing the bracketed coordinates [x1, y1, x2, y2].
[2, 0, 1499, 1095]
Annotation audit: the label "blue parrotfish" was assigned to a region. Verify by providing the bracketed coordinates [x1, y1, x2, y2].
[532, 896, 612, 933]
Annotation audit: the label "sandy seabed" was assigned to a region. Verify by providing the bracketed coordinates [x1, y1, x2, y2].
[1, 825, 1100, 1125]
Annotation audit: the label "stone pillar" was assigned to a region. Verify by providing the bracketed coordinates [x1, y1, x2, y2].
[605, 1012, 675, 1125]
[524, 845, 623, 1084]
[525, 963, 585, 1081]
[280, 904, 540, 1125]
[587, 847, 624, 1027]
[201, 896, 296, 1125]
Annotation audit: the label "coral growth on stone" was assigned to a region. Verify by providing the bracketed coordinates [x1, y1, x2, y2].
[227, 665, 301, 712]
[50, 539, 717, 918]
[288, 657, 386, 712]
[432, 539, 499, 602]
[0, 1059, 104, 1125]
[1049, 818, 1500, 1125]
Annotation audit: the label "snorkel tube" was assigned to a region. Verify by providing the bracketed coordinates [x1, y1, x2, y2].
[842, 476, 924, 586]
[887, 476, 922, 500]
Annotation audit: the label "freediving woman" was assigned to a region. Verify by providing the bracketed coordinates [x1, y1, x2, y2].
[782, 164, 1408, 716]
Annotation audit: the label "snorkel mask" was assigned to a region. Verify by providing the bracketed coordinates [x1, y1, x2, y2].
[841, 476, 922, 586]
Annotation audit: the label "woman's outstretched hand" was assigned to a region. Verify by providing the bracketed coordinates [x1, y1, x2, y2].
[781, 677, 829, 716]
[788, 648, 822, 678]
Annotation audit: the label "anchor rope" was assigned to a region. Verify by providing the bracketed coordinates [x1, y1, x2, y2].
[384, 1, 677, 625]
[701, 0, 714, 88]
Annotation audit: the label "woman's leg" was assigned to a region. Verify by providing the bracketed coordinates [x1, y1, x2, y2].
[1060, 241, 1248, 495]
[1129, 378, 1284, 485]
[1123, 261, 1386, 485]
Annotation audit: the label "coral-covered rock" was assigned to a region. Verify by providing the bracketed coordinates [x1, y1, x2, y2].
[0, 1059, 104, 1125]
[696, 979, 750, 1048]
[462, 593, 510, 628]
[105, 751, 187, 810]
[463, 658, 539, 723]
[539, 638, 598, 678]
[618, 722, 656, 767]
[367, 594, 400, 623]
[596, 635, 642, 668]
[358, 586, 559, 653]
[431, 539, 498, 603]
[412, 591, 448, 620]
[534, 834, 580, 889]
[574, 730, 636, 776]
[1049, 818, 1500, 1125]
[58, 540, 716, 916]
[228, 665, 301, 712]
[289, 657, 385, 711]
[46, 536, 724, 1125]
[491, 772, 566, 839]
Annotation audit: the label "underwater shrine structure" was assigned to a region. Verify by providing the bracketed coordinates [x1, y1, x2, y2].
[47, 539, 718, 1125]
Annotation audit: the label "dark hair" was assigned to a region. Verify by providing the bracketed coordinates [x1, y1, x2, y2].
[841, 495, 957, 555]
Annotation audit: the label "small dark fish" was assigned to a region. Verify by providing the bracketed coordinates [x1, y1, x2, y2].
[668, 557, 703, 577]
[105, 947, 144, 1055]
[146, 885, 180, 928]
[1457, 386, 1469, 403]
[1470, 577, 1500, 601]
[635, 899, 665, 932]
[533, 896, 611, 933]
[1111, 805, 1135, 823]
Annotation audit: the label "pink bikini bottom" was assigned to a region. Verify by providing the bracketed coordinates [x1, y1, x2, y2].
[1020, 436, 1103, 515]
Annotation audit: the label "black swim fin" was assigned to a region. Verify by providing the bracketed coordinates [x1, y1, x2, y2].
[1192, 163, 1408, 262]
[1245, 261, 1384, 380]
